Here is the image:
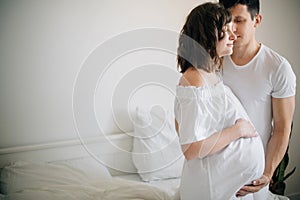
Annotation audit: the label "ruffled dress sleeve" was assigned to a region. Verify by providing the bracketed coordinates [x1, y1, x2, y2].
[174, 85, 223, 145]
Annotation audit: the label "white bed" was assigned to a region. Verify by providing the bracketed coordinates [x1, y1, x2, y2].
[117, 173, 180, 199]
[0, 122, 287, 200]
[0, 133, 180, 200]
[0, 132, 290, 200]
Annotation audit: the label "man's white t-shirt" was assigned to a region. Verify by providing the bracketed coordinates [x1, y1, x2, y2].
[223, 44, 296, 151]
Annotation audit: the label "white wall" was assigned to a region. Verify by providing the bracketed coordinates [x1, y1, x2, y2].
[0, 0, 200, 146]
[0, 0, 299, 195]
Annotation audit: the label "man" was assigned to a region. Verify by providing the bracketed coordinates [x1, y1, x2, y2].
[219, 0, 296, 199]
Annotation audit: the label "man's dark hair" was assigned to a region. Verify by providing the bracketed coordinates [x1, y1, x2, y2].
[219, 0, 260, 19]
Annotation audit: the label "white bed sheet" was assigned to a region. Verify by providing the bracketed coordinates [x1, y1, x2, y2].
[117, 174, 180, 200]
[2, 180, 172, 200]
[0, 162, 172, 200]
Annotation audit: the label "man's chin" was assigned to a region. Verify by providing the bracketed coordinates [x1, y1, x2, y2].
[233, 42, 242, 48]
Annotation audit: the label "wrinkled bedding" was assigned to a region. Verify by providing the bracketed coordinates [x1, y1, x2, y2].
[2, 178, 172, 200]
[0, 161, 171, 200]
[117, 174, 180, 199]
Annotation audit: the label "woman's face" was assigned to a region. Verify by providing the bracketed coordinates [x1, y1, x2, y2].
[216, 22, 236, 57]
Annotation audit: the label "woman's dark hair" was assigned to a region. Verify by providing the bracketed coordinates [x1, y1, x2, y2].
[177, 2, 232, 73]
[219, 0, 260, 19]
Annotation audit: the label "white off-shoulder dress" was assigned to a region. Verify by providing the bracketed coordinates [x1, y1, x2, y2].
[174, 81, 267, 200]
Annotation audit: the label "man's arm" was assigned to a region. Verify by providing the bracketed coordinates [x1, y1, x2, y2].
[236, 96, 295, 197]
[264, 96, 295, 179]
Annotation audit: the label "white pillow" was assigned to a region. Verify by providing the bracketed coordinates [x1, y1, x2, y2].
[132, 106, 184, 181]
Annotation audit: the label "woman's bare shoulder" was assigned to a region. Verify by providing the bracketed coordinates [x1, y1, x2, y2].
[179, 68, 205, 87]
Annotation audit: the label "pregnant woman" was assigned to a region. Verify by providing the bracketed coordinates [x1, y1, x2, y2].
[174, 2, 267, 200]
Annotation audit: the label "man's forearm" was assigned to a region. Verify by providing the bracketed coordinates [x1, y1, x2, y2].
[264, 129, 291, 179]
[266, 96, 295, 179]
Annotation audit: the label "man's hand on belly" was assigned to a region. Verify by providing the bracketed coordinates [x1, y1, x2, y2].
[236, 174, 270, 197]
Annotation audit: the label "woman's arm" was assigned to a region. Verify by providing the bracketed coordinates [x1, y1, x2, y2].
[176, 119, 258, 160]
[175, 69, 257, 160]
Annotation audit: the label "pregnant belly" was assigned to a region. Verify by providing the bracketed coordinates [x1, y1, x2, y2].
[230, 137, 264, 168]
[209, 136, 265, 181]
[180, 136, 265, 199]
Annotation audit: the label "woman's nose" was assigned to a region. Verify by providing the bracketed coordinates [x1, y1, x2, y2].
[230, 33, 237, 40]
[229, 30, 237, 40]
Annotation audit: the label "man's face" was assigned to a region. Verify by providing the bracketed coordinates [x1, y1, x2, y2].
[229, 4, 257, 48]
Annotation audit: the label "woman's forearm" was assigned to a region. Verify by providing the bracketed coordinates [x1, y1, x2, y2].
[182, 125, 239, 160]
[181, 119, 257, 160]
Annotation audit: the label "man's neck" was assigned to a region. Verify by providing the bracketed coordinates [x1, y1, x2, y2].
[231, 40, 261, 66]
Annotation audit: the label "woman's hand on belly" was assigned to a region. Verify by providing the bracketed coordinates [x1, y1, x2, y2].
[234, 119, 258, 138]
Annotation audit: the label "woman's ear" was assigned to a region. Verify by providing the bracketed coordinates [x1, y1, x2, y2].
[254, 14, 262, 28]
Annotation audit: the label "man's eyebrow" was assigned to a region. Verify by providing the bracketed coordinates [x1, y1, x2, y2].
[233, 16, 245, 19]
